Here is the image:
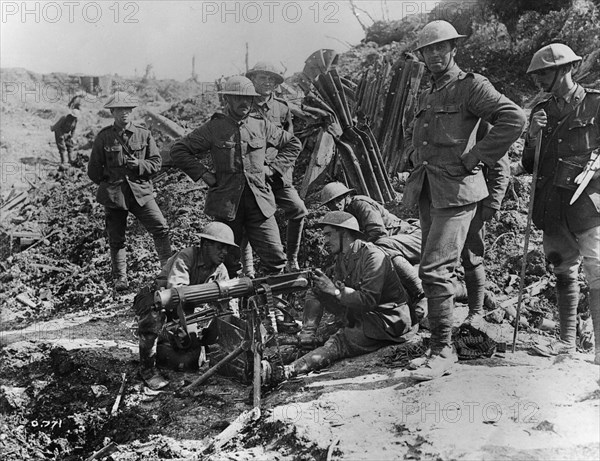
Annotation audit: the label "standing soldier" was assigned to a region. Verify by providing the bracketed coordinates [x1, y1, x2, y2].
[402, 20, 526, 380]
[246, 62, 308, 272]
[170, 76, 302, 276]
[88, 91, 172, 291]
[520, 44, 599, 364]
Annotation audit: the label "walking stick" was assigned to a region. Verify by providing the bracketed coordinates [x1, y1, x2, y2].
[512, 135, 542, 352]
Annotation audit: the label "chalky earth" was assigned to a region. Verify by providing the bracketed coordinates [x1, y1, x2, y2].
[1, 66, 598, 460]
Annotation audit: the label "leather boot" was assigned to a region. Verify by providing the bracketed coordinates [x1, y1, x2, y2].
[556, 274, 579, 346]
[286, 218, 304, 272]
[110, 247, 128, 291]
[240, 240, 256, 278]
[153, 236, 173, 268]
[463, 266, 486, 327]
[298, 296, 324, 347]
[287, 340, 340, 377]
[587, 288, 600, 365]
[426, 295, 454, 352]
[139, 333, 168, 390]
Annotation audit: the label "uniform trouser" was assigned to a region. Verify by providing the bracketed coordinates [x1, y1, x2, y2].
[55, 132, 74, 163]
[105, 198, 171, 271]
[240, 177, 308, 271]
[419, 189, 477, 350]
[137, 296, 166, 368]
[375, 230, 422, 265]
[461, 203, 487, 313]
[544, 224, 600, 346]
[290, 327, 386, 375]
[221, 185, 286, 275]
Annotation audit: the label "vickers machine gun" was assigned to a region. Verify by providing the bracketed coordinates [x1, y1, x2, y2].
[153, 271, 312, 407]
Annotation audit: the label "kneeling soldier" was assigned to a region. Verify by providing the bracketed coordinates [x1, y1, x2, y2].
[267, 211, 415, 381]
[134, 222, 238, 390]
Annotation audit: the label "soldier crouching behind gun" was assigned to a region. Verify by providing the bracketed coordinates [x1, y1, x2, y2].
[133, 222, 238, 390]
[263, 211, 417, 383]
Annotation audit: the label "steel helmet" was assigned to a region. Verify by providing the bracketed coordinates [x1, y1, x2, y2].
[104, 91, 139, 108]
[526, 43, 582, 74]
[320, 182, 355, 206]
[246, 62, 284, 84]
[414, 20, 466, 52]
[198, 222, 239, 248]
[218, 75, 260, 96]
[318, 211, 361, 233]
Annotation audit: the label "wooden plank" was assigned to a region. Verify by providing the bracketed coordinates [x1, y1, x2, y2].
[299, 130, 336, 199]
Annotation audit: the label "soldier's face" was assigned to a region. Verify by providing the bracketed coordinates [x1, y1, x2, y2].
[226, 95, 254, 118]
[205, 241, 229, 266]
[421, 41, 456, 76]
[531, 68, 561, 92]
[326, 197, 345, 212]
[251, 73, 278, 96]
[111, 107, 133, 127]
[322, 225, 343, 255]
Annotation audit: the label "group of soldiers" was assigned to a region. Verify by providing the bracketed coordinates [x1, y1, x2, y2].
[86, 19, 600, 390]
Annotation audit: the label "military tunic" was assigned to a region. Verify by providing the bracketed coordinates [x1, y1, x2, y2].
[522, 85, 600, 288]
[88, 122, 169, 252]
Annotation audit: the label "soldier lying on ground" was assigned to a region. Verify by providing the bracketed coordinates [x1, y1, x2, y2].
[133, 222, 238, 390]
[262, 211, 416, 383]
[319, 182, 498, 326]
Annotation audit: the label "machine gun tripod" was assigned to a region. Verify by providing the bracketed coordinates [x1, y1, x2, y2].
[153, 271, 312, 408]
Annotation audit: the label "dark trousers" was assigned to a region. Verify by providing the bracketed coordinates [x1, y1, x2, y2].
[55, 132, 74, 163]
[461, 204, 485, 270]
[220, 185, 286, 274]
[105, 198, 169, 250]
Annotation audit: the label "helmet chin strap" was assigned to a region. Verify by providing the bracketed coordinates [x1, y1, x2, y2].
[548, 68, 560, 93]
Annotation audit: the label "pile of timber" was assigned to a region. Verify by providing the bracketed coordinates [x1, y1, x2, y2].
[297, 54, 424, 201]
[356, 57, 425, 175]
[299, 69, 395, 203]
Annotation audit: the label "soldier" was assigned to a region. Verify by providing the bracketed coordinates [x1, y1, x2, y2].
[319, 181, 423, 316]
[518, 44, 599, 363]
[51, 108, 79, 164]
[245, 61, 308, 273]
[170, 76, 302, 276]
[267, 211, 414, 381]
[402, 20, 526, 380]
[133, 222, 238, 389]
[88, 91, 172, 291]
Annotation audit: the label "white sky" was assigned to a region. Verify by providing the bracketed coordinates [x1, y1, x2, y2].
[1, 0, 440, 81]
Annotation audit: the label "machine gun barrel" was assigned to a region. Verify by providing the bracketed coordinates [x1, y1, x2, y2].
[154, 271, 312, 310]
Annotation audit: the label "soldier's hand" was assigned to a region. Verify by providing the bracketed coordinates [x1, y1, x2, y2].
[528, 109, 547, 138]
[312, 269, 336, 296]
[263, 164, 275, 178]
[126, 157, 139, 169]
[201, 171, 217, 187]
[480, 205, 497, 222]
